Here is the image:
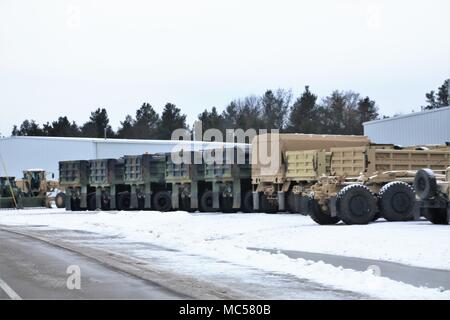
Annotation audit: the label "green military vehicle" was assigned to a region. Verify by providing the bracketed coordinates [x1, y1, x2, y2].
[118, 154, 169, 211]
[59, 160, 90, 210]
[414, 167, 450, 225]
[203, 146, 253, 212]
[86, 158, 125, 210]
[166, 150, 205, 212]
[0, 176, 22, 208]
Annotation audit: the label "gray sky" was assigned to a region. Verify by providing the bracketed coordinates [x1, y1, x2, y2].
[1, 0, 449, 136]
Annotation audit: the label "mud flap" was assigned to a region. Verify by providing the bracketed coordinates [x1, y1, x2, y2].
[191, 182, 198, 209]
[171, 184, 179, 209]
[80, 186, 87, 209]
[294, 195, 308, 214]
[95, 188, 101, 210]
[233, 179, 241, 209]
[110, 185, 116, 210]
[212, 182, 220, 209]
[447, 202, 450, 224]
[277, 191, 285, 211]
[144, 183, 151, 210]
[130, 185, 138, 209]
[329, 197, 338, 217]
[413, 201, 421, 221]
[253, 191, 259, 211]
[65, 191, 72, 211]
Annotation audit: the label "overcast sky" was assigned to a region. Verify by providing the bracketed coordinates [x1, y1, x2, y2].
[0, 0, 449, 136]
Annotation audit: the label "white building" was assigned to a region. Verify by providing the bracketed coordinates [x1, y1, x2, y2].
[363, 106, 450, 146]
[0, 136, 248, 179]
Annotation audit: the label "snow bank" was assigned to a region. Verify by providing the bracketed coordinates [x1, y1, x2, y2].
[1, 209, 449, 299]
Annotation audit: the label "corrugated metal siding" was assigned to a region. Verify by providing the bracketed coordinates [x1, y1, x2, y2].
[0, 136, 248, 179]
[363, 107, 450, 146]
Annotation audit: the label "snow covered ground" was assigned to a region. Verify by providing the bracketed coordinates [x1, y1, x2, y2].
[1, 209, 449, 299]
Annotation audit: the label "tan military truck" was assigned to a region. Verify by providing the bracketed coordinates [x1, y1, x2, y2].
[16, 169, 62, 208]
[251, 133, 371, 213]
[414, 167, 450, 225]
[308, 145, 450, 225]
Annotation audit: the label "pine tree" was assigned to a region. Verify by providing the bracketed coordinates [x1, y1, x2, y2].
[81, 108, 114, 138]
[356, 97, 379, 134]
[260, 89, 291, 131]
[133, 103, 160, 139]
[116, 115, 135, 139]
[423, 79, 449, 110]
[286, 86, 318, 133]
[198, 107, 224, 134]
[157, 103, 187, 139]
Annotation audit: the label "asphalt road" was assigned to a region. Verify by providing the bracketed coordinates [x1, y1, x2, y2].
[250, 247, 450, 290]
[0, 230, 188, 300]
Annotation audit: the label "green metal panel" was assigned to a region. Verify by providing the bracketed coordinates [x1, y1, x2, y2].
[165, 151, 204, 184]
[89, 158, 120, 186]
[123, 154, 166, 184]
[204, 148, 251, 181]
[59, 160, 89, 186]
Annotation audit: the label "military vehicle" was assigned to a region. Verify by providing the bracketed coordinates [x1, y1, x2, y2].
[0, 176, 21, 208]
[203, 146, 253, 212]
[251, 133, 371, 213]
[86, 158, 125, 210]
[59, 160, 90, 210]
[414, 167, 450, 225]
[16, 169, 60, 208]
[307, 145, 450, 225]
[117, 154, 168, 211]
[166, 150, 205, 212]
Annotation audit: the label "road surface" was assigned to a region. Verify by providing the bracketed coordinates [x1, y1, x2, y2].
[0, 226, 368, 300]
[0, 229, 189, 300]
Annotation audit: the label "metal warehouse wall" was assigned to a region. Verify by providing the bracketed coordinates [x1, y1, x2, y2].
[363, 107, 450, 146]
[0, 136, 247, 179]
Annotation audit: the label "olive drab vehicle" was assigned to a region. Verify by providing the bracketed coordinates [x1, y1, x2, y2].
[165, 150, 205, 212]
[308, 145, 450, 225]
[59, 160, 90, 210]
[251, 133, 371, 213]
[119, 154, 168, 211]
[202, 146, 252, 212]
[414, 167, 450, 225]
[87, 158, 125, 210]
[0, 176, 21, 208]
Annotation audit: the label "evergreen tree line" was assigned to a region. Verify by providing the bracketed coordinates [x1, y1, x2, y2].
[11, 80, 448, 139]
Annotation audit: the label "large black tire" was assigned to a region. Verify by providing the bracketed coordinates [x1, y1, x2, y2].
[422, 208, 449, 225]
[337, 184, 377, 225]
[307, 196, 340, 225]
[199, 191, 217, 212]
[117, 192, 131, 211]
[87, 193, 97, 211]
[55, 192, 66, 208]
[261, 194, 278, 214]
[242, 191, 254, 213]
[414, 169, 437, 200]
[153, 191, 172, 212]
[379, 181, 415, 221]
